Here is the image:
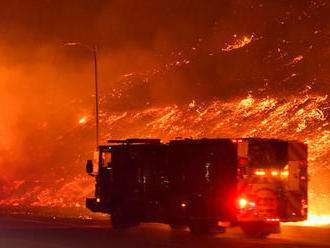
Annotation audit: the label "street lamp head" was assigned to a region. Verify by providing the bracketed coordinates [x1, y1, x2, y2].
[64, 41, 80, 46]
[64, 41, 95, 52]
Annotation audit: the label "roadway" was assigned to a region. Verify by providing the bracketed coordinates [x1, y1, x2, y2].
[0, 215, 329, 248]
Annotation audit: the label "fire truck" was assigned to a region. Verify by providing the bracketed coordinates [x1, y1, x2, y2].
[86, 138, 308, 237]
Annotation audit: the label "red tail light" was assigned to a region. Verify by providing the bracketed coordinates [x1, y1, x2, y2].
[239, 199, 247, 208]
[300, 160, 307, 166]
[217, 221, 231, 227]
[239, 158, 247, 165]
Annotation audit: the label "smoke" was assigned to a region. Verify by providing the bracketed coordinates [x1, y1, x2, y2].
[0, 0, 328, 216]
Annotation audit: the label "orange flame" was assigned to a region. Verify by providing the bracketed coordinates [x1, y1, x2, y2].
[222, 35, 255, 51]
[78, 116, 87, 124]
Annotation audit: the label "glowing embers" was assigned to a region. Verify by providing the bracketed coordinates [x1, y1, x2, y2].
[78, 116, 88, 124]
[222, 35, 254, 52]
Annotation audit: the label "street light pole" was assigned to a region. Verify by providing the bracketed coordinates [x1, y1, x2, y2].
[64, 42, 100, 150]
[93, 45, 99, 149]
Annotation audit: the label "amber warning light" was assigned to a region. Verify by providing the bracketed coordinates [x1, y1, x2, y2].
[255, 171, 265, 176]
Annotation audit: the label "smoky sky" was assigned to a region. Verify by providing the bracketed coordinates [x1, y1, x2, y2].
[0, 0, 329, 178]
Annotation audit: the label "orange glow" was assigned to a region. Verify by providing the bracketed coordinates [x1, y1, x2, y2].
[285, 214, 330, 226]
[281, 171, 289, 177]
[79, 116, 87, 124]
[181, 203, 187, 208]
[271, 171, 279, 176]
[303, 215, 330, 226]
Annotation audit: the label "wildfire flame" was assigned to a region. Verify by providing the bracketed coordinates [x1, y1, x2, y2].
[0, 91, 328, 223]
[286, 214, 330, 227]
[222, 35, 255, 51]
[78, 116, 87, 124]
[304, 215, 330, 226]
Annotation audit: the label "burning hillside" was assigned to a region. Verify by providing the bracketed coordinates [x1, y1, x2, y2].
[0, 0, 328, 225]
[0, 92, 328, 222]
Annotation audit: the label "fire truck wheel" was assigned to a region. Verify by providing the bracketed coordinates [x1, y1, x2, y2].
[240, 222, 278, 238]
[110, 205, 139, 229]
[188, 222, 210, 234]
[169, 223, 186, 229]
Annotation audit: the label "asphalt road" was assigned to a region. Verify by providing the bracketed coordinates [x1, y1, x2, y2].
[0, 215, 329, 248]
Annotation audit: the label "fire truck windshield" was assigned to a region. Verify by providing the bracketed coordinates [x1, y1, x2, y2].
[101, 151, 112, 168]
[248, 141, 288, 168]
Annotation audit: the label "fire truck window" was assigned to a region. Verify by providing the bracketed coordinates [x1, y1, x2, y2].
[248, 142, 288, 168]
[101, 152, 112, 168]
[168, 143, 237, 194]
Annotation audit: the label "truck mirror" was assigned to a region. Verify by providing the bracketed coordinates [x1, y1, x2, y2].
[86, 160, 93, 174]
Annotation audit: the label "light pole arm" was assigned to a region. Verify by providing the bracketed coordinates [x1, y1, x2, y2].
[93, 46, 99, 149]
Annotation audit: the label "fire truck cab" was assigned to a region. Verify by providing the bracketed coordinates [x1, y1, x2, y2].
[86, 138, 308, 237]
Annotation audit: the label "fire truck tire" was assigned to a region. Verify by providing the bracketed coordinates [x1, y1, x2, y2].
[169, 223, 186, 229]
[110, 205, 140, 229]
[188, 222, 210, 234]
[240, 222, 278, 238]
